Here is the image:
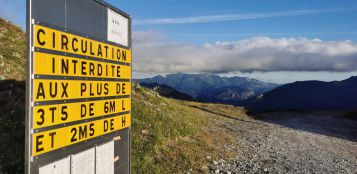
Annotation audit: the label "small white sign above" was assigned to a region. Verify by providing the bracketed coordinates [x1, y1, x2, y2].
[107, 8, 129, 47]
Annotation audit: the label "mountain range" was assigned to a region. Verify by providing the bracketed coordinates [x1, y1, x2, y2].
[135, 73, 279, 104]
[247, 76, 357, 112]
[137, 73, 357, 112]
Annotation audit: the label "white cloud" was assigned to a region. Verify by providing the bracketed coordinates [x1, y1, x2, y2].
[133, 31, 357, 73]
[219, 71, 357, 84]
[135, 8, 343, 25]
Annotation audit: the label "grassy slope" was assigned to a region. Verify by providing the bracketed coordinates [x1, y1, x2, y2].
[0, 18, 26, 173]
[132, 83, 241, 173]
[0, 18, 26, 80]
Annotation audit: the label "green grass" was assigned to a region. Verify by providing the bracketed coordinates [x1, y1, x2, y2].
[132, 83, 202, 173]
[0, 18, 26, 80]
[131, 83, 238, 173]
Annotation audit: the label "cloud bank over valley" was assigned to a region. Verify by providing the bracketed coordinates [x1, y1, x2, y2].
[133, 31, 357, 75]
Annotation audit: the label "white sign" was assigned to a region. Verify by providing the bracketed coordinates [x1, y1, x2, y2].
[96, 141, 114, 174]
[39, 157, 70, 174]
[107, 8, 129, 47]
[71, 148, 95, 174]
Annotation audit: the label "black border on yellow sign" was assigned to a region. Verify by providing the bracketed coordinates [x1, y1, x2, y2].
[32, 114, 131, 156]
[33, 97, 131, 130]
[29, 20, 133, 157]
[34, 20, 131, 50]
[33, 23, 131, 64]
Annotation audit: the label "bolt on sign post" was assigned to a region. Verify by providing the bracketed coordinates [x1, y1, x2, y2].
[25, 0, 132, 173]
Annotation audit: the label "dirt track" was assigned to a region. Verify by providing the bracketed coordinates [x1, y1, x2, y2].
[207, 110, 357, 174]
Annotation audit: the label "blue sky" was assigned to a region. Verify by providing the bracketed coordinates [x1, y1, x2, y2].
[113, 0, 357, 44]
[1, 0, 357, 83]
[3, 0, 357, 43]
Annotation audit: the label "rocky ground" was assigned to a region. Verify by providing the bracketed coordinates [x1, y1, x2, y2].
[205, 110, 357, 174]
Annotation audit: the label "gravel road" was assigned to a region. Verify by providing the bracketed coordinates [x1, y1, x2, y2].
[209, 112, 357, 174]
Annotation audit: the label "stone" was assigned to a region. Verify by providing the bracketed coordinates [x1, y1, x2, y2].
[141, 129, 149, 135]
[200, 165, 209, 173]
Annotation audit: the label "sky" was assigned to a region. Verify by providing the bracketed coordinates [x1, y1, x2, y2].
[1, 0, 357, 83]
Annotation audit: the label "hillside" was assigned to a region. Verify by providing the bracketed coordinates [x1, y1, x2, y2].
[139, 82, 194, 101]
[131, 83, 240, 173]
[197, 85, 255, 105]
[0, 18, 26, 80]
[247, 76, 357, 112]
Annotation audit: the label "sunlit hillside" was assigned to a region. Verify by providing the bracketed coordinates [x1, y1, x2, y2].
[0, 18, 25, 80]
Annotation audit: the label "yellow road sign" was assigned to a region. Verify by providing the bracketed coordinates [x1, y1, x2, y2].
[28, 1, 132, 173]
[32, 114, 131, 156]
[33, 98, 131, 129]
[34, 52, 131, 79]
[34, 24, 131, 63]
[33, 79, 130, 101]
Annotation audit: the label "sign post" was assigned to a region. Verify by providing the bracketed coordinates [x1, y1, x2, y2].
[26, 0, 131, 173]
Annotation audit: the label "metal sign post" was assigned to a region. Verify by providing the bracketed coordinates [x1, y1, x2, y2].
[26, 0, 132, 173]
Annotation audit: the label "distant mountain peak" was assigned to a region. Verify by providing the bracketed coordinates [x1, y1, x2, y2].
[344, 76, 357, 82]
